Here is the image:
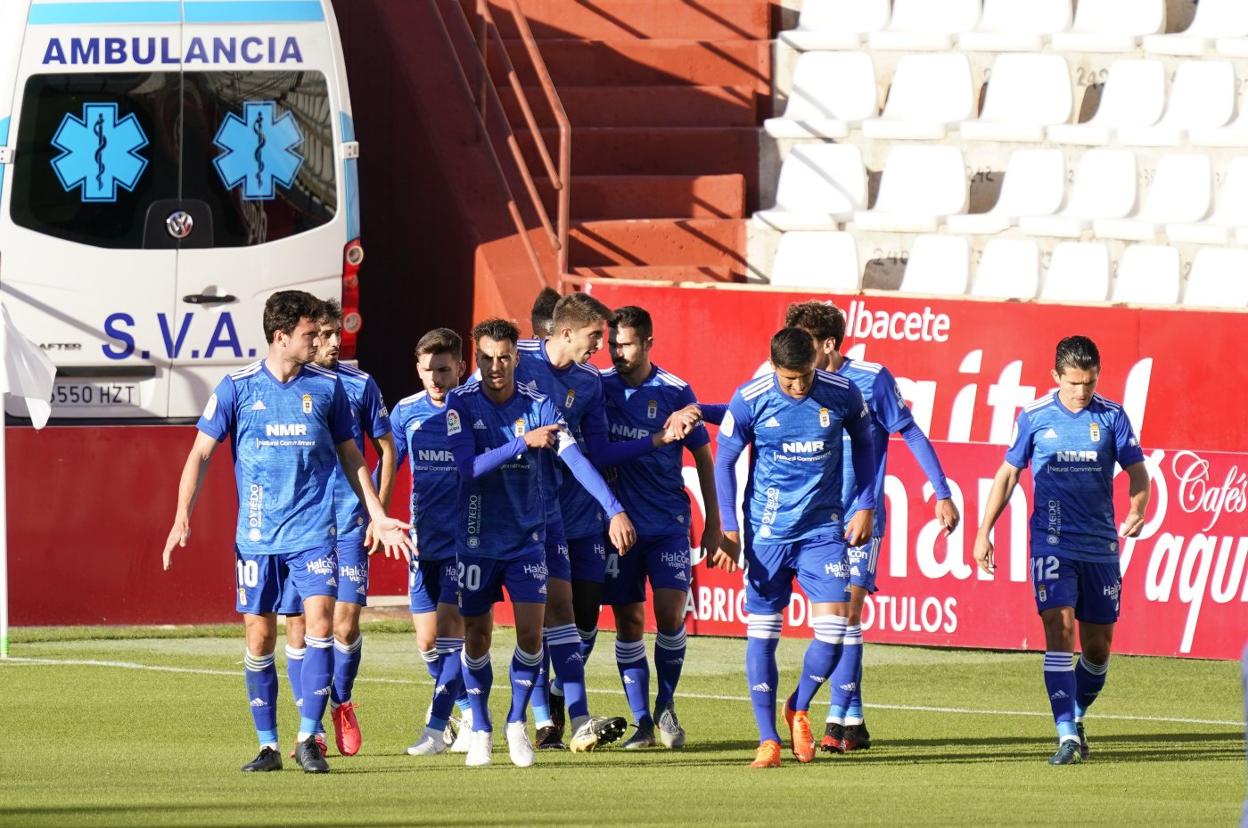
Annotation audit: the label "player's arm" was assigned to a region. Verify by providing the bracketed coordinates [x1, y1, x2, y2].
[365, 431, 397, 552]
[547, 400, 636, 553]
[690, 442, 721, 562]
[581, 393, 684, 470]
[712, 394, 752, 573]
[698, 402, 728, 426]
[162, 431, 221, 570]
[842, 386, 877, 548]
[1120, 461, 1150, 537]
[972, 461, 1023, 575]
[872, 368, 958, 533]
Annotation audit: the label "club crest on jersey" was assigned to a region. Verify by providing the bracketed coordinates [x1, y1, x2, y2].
[564, 389, 576, 409]
[301, 393, 312, 414]
[1089, 422, 1100, 442]
[514, 418, 527, 437]
[647, 400, 658, 419]
[819, 407, 831, 428]
[1038, 584, 1047, 603]
[446, 409, 462, 436]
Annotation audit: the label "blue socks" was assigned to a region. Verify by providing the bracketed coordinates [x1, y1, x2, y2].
[531, 649, 552, 727]
[1074, 655, 1109, 720]
[794, 615, 845, 712]
[746, 613, 782, 744]
[844, 648, 865, 726]
[420, 646, 439, 681]
[284, 644, 305, 724]
[461, 649, 494, 733]
[1044, 651, 1079, 742]
[615, 638, 651, 726]
[299, 635, 333, 738]
[429, 637, 464, 732]
[547, 624, 589, 720]
[579, 626, 599, 666]
[653, 625, 687, 711]
[508, 647, 544, 724]
[829, 622, 862, 721]
[331, 634, 363, 705]
[244, 650, 278, 747]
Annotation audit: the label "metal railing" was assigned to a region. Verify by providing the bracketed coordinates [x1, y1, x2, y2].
[430, 0, 571, 286]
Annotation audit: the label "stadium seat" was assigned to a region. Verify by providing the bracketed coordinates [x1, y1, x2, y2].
[1182, 247, 1248, 308]
[1144, 0, 1248, 56]
[1047, 59, 1165, 146]
[898, 235, 971, 296]
[770, 231, 862, 290]
[1167, 157, 1248, 245]
[779, 0, 891, 51]
[867, 0, 981, 52]
[959, 0, 1072, 52]
[1216, 35, 1248, 58]
[1018, 148, 1137, 238]
[764, 52, 877, 140]
[1093, 154, 1212, 241]
[852, 145, 968, 233]
[959, 53, 1073, 143]
[1111, 244, 1181, 305]
[971, 238, 1041, 299]
[1040, 242, 1112, 302]
[1118, 60, 1236, 147]
[861, 54, 975, 140]
[755, 144, 867, 232]
[1189, 84, 1248, 147]
[946, 148, 1065, 235]
[1050, 0, 1166, 53]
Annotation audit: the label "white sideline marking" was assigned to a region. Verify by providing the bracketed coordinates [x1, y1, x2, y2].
[5, 655, 1244, 728]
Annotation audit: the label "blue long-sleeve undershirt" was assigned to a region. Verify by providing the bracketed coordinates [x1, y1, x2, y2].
[451, 436, 623, 519]
[898, 421, 952, 500]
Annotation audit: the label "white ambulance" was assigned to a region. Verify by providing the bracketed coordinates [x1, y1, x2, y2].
[0, 0, 363, 419]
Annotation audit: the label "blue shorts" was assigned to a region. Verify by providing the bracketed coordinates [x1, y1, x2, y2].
[457, 547, 549, 617]
[409, 556, 459, 614]
[744, 535, 850, 615]
[847, 537, 882, 594]
[1032, 554, 1121, 624]
[236, 546, 337, 615]
[603, 533, 692, 606]
[568, 534, 608, 583]
[277, 535, 370, 614]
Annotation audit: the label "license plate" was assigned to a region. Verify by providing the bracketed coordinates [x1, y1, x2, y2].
[52, 381, 140, 407]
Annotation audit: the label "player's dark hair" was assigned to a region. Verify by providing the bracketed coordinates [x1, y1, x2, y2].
[785, 301, 845, 350]
[770, 327, 817, 371]
[263, 290, 323, 343]
[553, 291, 611, 330]
[609, 305, 653, 340]
[471, 318, 520, 347]
[530, 287, 561, 338]
[318, 297, 343, 325]
[415, 327, 462, 358]
[1054, 335, 1101, 374]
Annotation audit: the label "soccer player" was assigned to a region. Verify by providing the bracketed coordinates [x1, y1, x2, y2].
[161, 290, 413, 774]
[784, 301, 959, 753]
[448, 318, 637, 767]
[974, 335, 1149, 765]
[713, 327, 876, 768]
[601, 305, 720, 749]
[280, 300, 396, 759]
[385, 328, 477, 756]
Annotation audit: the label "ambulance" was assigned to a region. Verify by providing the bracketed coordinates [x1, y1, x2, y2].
[0, 0, 362, 419]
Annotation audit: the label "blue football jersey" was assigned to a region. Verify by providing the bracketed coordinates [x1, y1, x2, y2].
[446, 380, 571, 559]
[198, 361, 355, 556]
[391, 391, 458, 562]
[329, 364, 391, 540]
[719, 369, 871, 544]
[516, 339, 609, 540]
[838, 358, 914, 537]
[1005, 392, 1145, 562]
[601, 364, 709, 538]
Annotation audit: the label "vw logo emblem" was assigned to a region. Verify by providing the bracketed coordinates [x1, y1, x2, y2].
[165, 210, 194, 240]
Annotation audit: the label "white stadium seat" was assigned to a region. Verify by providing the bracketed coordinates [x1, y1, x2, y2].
[898, 235, 971, 296]
[1167, 157, 1248, 246]
[1189, 83, 1248, 147]
[1041, 242, 1112, 302]
[946, 148, 1065, 235]
[1144, 0, 1248, 56]
[770, 231, 862, 291]
[764, 52, 877, 140]
[1118, 60, 1236, 147]
[867, 0, 981, 52]
[779, 0, 891, 51]
[1050, 0, 1165, 54]
[1182, 247, 1248, 308]
[1047, 59, 1165, 146]
[971, 239, 1041, 299]
[755, 144, 867, 232]
[959, 0, 1072, 52]
[852, 145, 968, 233]
[959, 53, 1073, 143]
[1019, 149, 1137, 238]
[1111, 244, 1181, 305]
[1094, 154, 1213, 241]
[861, 54, 975, 140]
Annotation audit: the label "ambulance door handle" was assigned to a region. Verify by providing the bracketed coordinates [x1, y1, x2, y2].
[182, 294, 238, 305]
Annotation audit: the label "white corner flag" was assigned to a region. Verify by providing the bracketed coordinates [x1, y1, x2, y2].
[0, 300, 57, 658]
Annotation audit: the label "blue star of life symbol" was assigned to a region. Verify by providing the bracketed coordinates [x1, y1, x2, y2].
[50, 103, 149, 203]
[213, 101, 304, 201]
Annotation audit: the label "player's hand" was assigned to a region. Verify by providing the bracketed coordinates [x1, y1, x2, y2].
[844, 510, 872, 548]
[365, 521, 381, 555]
[1119, 510, 1146, 538]
[700, 516, 722, 565]
[608, 512, 637, 555]
[523, 424, 560, 450]
[660, 405, 702, 444]
[973, 534, 995, 575]
[370, 516, 415, 559]
[162, 515, 190, 570]
[935, 498, 960, 535]
[713, 530, 741, 573]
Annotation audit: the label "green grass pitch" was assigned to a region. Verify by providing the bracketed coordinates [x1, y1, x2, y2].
[1, 623, 1243, 826]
